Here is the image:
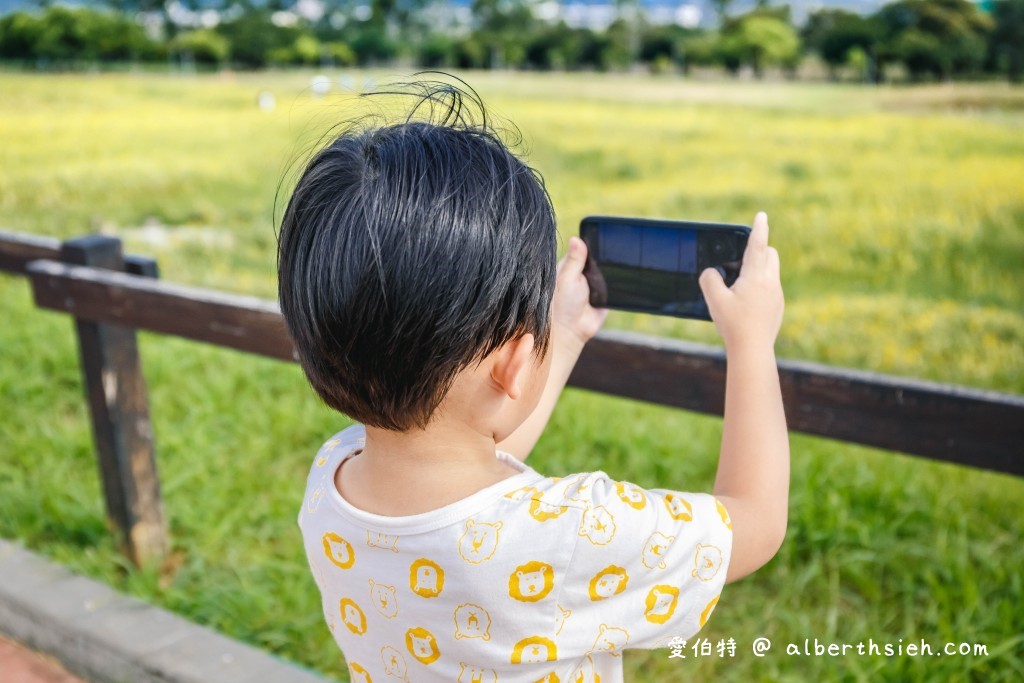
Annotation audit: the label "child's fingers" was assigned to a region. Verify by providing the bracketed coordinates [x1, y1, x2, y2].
[558, 236, 588, 279]
[767, 246, 780, 278]
[699, 266, 730, 306]
[744, 211, 769, 267]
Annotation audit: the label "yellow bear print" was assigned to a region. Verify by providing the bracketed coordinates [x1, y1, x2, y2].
[614, 482, 646, 510]
[691, 544, 723, 581]
[554, 604, 572, 635]
[366, 530, 399, 552]
[511, 636, 558, 664]
[458, 662, 498, 683]
[643, 584, 680, 624]
[369, 579, 398, 619]
[699, 595, 720, 627]
[529, 496, 570, 522]
[509, 561, 555, 602]
[567, 655, 601, 683]
[454, 603, 492, 641]
[323, 532, 355, 569]
[579, 505, 616, 545]
[458, 519, 502, 564]
[641, 532, 675, 570]
[405, 626, 441, 665]
[409, 558, 445, 598]
[339, 597, 367, 635]
[588, 624, 629, 657]
[662, 493, 692, 522]
[588, 565, 629, 601]
[348, 662, 372, 683]
[380, 645, 408, 681]
[533, 673, 560, 683]
[715, 499, 733, 530]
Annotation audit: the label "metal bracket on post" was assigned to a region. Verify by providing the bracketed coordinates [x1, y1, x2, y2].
[60, 235, 166, 568]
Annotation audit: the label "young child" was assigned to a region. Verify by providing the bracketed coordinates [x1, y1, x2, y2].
[279, 83, 788, 683]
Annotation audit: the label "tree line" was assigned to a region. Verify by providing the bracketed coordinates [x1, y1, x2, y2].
[0, 0, 1021, 82]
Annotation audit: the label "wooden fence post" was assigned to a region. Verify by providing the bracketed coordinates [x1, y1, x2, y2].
[61, 235, 166, 568]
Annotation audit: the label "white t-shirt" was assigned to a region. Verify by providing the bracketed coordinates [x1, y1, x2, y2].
[298, 424, 733, 683]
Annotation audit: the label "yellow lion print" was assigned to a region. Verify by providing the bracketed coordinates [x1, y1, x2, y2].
[348, 662, 372, 683]
[509, 560, 555, 602]
[339, 597, 367, 635]
[699, 595, 720, 627]
[588, 565, 629, 601]
[614, 482, 647, 510]
[529, 496, 570, 522]
[504, 485, 541, 501]
[322, 531, 355, 569]
[662, 493, 692, 522]
[532, 673, 560, 683]
[643, 584, 679, 624]
[405, 626, 441, 665]
[715, 498, 733, 530]
[511, 636, 558, 664]
[409, 558, 445, 598]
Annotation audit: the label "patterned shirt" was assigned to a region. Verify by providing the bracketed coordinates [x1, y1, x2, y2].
[298, 424, 733, 682]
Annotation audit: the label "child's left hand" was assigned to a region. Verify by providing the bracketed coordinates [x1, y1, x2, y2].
[551, 236, 608, 353]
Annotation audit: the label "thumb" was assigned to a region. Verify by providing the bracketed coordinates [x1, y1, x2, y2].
[699, 267, 730, 305]
[559, 236, 588, 277]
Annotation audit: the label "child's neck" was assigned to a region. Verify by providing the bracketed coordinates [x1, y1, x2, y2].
[334, 421, 522, 516]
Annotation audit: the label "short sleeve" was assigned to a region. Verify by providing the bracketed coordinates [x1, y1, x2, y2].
[556, 473, 733, 654]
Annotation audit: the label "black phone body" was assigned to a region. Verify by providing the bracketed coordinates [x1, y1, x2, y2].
[580, 215, 750, 321]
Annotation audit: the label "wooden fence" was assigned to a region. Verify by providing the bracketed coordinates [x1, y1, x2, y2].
[2, 229, 1022, 567]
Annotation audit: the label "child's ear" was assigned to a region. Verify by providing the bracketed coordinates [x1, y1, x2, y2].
[489, 334, 536, 400]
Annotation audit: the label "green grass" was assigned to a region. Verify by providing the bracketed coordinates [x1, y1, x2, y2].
[1, 70, 1022, 681]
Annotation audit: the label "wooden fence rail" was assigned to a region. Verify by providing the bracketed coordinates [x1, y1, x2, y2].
[3, 230, 1023, 566]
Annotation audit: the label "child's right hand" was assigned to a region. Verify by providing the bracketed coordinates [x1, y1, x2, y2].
[698, 211, 784, 354]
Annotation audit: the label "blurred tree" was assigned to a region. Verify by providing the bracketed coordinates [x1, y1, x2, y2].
[216, 9, 302, 68]
[874, 0, 992, 80]
[171, 28, 230, 65]
[0, 11, 43, 60]
[803, 9, 880, 80]
[989, 0, 1024, 81]
[524, 21, 588, 70]
[472, 0, 535, 68]
[719, 13, 799, 77]
[639, 23, 697, 68]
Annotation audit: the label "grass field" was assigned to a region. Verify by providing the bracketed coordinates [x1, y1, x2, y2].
[1, 69, 1022, 681]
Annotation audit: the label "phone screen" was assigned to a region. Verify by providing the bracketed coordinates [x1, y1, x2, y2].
[581, 216, 749, 320]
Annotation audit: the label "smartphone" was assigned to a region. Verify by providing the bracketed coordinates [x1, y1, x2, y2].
[580, 215, 750, 321]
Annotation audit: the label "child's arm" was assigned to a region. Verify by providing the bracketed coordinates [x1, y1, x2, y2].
[698, 211, 789, 583]
[497, 237, 607, 461]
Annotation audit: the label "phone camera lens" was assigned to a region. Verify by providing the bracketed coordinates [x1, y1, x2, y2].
[708, 236, 731, 259]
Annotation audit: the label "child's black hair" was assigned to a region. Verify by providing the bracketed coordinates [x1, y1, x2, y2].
[277, 75, 558, 431]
